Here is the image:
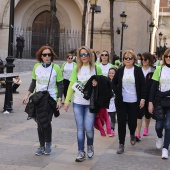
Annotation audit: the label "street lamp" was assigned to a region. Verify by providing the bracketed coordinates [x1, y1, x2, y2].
[3, 0, 15, 113]
[158, 32, 163, 58]
[149, 22, 154, 52]
[120, 11, 127, 62]
[90, 0, 101, 49]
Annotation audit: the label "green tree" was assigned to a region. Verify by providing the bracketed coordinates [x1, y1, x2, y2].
[81, 0, 88, 46]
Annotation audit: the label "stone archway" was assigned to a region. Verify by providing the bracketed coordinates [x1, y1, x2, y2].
[21, 0, 71, 30]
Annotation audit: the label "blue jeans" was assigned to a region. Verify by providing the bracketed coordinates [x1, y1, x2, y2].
[156, 108, 170, 149]
[73, 103, 96, 152]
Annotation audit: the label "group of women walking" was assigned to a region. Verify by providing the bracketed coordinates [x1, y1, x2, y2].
[22, 45, 170, 161]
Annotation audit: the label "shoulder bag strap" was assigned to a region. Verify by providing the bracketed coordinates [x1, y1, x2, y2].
[159, 66, 163, 91]
[47, 64, 54, 91]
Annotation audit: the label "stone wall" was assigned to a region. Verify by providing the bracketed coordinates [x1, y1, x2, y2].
[0, 0, 157, 59]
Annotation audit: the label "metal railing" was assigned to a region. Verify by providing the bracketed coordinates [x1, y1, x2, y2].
[13, 27, 81, 60]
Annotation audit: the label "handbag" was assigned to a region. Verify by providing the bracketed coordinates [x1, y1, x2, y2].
[152, 96, 165, 120]
[48, 95, 60, 117]
[160, 97, 170, 109]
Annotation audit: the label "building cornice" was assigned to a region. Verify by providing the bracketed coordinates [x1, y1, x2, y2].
[159, 12, 170, 16]
[116, 0, 152, 14]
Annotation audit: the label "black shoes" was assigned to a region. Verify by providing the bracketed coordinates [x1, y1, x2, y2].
[130, 135, 136, 146]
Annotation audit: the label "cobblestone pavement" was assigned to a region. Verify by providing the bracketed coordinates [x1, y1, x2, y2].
[0, 73, 169, 170]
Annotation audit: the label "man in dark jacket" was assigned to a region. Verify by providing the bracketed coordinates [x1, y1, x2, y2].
[16, 34, 25, 59]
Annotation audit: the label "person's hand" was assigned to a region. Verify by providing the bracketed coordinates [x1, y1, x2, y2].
[22, 96, 29, 104]
[57, 99, 62, 109]
[92, 79, 97, 87]
[139, 99, 145, 109]
[64, 103, 69, 112]
[148, 102, 154, 114]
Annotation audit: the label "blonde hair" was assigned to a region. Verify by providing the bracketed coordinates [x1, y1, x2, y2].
[162, 48, 170, 65]
[76, 46, 95, 72]
[123, 50, 137, 65]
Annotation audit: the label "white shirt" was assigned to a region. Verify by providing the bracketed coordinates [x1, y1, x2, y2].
[142, 67, 151, 78]
[99, 63, 112, 77]
[107, 97, 116, 112]
[122, 67, 137, 102]
[159, 66, 170, 92]
[74, 66, 96, 105]
[63, 62, 74, 80]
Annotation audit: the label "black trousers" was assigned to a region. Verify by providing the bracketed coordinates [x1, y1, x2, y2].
[37, 123, 52, 146]
[36, 107, 53, 147]
[116, 102, 138, 145]
[108, 111, 116, 130]
[63, 79, 70, 98]
[16, 47, 23, 59]
[13, 84, 20, 92]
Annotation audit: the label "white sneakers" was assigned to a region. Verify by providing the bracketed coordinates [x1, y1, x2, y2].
[156, 137, 169, 159]
[156, 137, 163, 149]
[162, 148, 169, 159]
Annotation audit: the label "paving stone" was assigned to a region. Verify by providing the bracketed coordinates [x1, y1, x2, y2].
[0, 73, 169, 170]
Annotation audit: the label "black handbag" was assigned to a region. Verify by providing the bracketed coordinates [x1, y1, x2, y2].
[152, 96, 165, 120]
[48, 95, 60, 117]
[160, 97, 170, 109]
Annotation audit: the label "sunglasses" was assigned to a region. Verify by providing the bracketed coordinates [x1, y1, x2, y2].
[124, 56, 134, 60]
[164, 55, 170, 59]
[141, 58, 148, 61]
[42, 53, 53, 57]
[68, 57, 73, 60]
[101, 54, 108, 56]
[79, 53, 89, 57]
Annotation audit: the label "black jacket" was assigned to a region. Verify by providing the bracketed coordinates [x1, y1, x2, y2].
[144, 66, 155, 101]
[25, 91, 58, 129]
[112, 65, 146, 105]
[83, 75, 113, 113]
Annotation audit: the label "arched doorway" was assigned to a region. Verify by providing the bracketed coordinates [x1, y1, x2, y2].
[31, 11, 60, 57]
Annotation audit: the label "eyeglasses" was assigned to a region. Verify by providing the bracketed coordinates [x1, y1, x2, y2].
[79, 53, 89, 57]
[68, 57, 73, 60]
[123, 56, 134, 60]
[101, 54, 108, 56]
[141, 58, 148, 61]
[164, 55, 170, 59]
[42, 53, 53, 57]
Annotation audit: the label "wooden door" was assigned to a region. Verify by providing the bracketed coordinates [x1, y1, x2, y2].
[31, 11, 60, 58]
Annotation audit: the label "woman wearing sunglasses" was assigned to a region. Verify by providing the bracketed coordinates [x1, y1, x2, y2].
[22, 45, 63, 156]
[61, 53, 77, 98]
[112, 50, 145, 154]
[149, 48, 170, 159]
[64, 46, 102, 162]
[99, 50, 114, 76]
[135, 52, 155, 141]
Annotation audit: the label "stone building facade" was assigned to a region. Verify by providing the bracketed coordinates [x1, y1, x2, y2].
[0, 0, 159, 59]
